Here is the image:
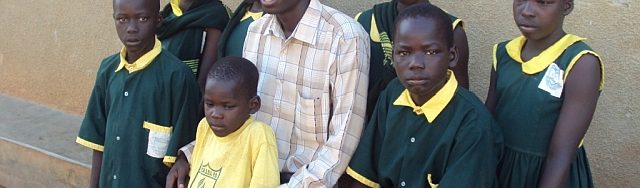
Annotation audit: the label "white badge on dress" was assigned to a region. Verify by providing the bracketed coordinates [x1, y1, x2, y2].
[538, 63, 564, 98]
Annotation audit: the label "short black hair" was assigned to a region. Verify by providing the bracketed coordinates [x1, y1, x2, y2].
[395, 3, 454, 48]
[207, 56, 259, 98]
[113, 0, 160, 14]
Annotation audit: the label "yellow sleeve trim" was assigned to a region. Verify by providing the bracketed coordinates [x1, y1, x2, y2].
[354, 12, 363, 20]
[563, 50, 604, 91]
[427, 174, 439, 188]
[76, 137, 104, 152]
[143, 121, 173, 134]
[492, 44, 499, 71]
[370, 14, 381, 43]
[346, 167, 380, 188]
[163, 156, 177, 167]
[452, 18, 463, 30]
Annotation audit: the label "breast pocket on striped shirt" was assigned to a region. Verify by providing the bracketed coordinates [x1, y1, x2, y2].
[295, 94, 323, 143]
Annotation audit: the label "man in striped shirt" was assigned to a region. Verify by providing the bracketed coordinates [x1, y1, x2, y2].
[166, 0, 370, 187]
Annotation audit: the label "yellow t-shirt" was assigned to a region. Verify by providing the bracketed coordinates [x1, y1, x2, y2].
[188, 117, 280, 188]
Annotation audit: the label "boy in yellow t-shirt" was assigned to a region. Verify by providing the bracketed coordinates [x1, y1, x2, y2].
[187, 56, 279, 188]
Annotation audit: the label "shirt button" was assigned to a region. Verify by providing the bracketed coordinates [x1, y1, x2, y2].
[124, 91, 129, 96]
[401, 181, 406, 187]
[113, 175, 117, 180]
[410, 137, 415, 143]
[116, 136, 120, 141]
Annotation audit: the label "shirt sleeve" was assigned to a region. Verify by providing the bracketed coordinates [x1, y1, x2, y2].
[346, 88, 389, 188]
[249, 126, 281, 188]
[76, 59, 112, 152]
[285, 22, 371, 188]
[163, 70, 202, 166]
[435, 113, 503, 187]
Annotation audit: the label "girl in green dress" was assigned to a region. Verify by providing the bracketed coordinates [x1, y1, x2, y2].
[486, 0, 604, 187]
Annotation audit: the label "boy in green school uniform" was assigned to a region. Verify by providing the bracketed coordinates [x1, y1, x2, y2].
[347, 4, 502, 188]
[218, 0, 263, 58]
[76, 0, 200, 187]
[157, 0, 229, 86]
[355, 0, 470, 119]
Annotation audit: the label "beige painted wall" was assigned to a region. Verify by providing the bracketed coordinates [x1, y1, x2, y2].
[1, 0, 638, 186]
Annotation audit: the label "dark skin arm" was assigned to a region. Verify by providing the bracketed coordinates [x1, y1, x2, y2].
[165, 150, 191, 188]
[90, 150, 103, 188]
[197, 28, 222, 91]
[538, 54, 601, 188]
[485, 68, 498, 115]
[451, 25, 470, 89]
[350, 181, 369, 188]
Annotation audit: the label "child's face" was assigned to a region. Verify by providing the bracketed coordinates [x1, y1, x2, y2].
[513, 0, 571, 40]
[113, 0, 159, 53]
[204, 79, 260, 137]
[393, 17, 455, 104]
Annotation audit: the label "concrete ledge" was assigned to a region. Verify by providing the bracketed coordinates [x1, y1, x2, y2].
[0, 137, 90, 188]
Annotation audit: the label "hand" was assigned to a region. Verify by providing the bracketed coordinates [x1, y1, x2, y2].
[166, 154, 190, 188]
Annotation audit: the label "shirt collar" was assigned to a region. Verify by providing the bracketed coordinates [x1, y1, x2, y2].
[263, 0, 322, 45]
[241, 10, 264, 22]
[170, 0, 183, 17]
[506, 34, 585, 74]
[393, 70, 458, 123]
[116, 38, 162, 73]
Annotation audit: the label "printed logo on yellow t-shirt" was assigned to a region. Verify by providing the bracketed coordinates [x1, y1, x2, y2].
[190, 162, 222, 188]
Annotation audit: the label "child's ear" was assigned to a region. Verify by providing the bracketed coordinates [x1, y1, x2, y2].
[448, 46, 458, 69]
[562, 0, 574, 16]
[249, 96, 261, 114]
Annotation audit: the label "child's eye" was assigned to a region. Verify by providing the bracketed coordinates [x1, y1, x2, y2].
[223, 105, 235, 110]
[397, 51, 409, 56]
[116, 18, 127, 23]
[425, 50, 438, 55]
[139, 17, 149, 22]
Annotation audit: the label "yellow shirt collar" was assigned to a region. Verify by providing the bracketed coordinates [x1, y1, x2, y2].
[241, 11, 263, 22]
[393, 70, 458, 123]
[116, 38, 162, 73]
[170, 0, 183, 17]
[506, 34, 585, 74]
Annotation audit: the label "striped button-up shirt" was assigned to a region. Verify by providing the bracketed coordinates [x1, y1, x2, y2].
[244, 0, 369, 187]
[181, 0, 369, 187]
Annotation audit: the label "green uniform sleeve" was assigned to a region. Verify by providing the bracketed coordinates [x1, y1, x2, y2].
[347, 88, 389, 188]
[163, 70, 201, 166]
[436, 113, 501, 187]
[76, 57, 114, 152]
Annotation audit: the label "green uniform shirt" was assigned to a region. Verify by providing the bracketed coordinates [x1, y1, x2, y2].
[224, 11, 263, 57]
[355, 2, 463, 120]
[493, 34, 603, 188]
[77, 40, 201, 188]
[348, 72, 502, 188]
[157, 0, 229, 76]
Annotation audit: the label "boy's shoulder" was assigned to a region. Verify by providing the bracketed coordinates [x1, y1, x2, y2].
[245, 119, 277, 144]
[449, 87, 495, 124]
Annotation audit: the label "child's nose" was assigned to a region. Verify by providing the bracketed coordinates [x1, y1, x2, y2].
[519, 2, 535, 17]
[209, 107, 224, 119]
[126, 22, 139, 33]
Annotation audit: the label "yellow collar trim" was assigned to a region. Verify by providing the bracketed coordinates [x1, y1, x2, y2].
[241, 11, 263, 22]
[393, 70, 458, 123]
[506, 34, 585, 74]
[170, 0, 183, 17]
[116, 38, 162, 73]
[215, 117, 254, 141]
